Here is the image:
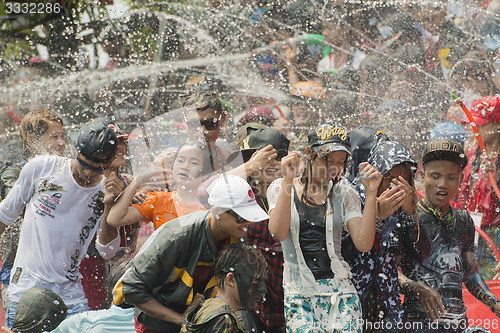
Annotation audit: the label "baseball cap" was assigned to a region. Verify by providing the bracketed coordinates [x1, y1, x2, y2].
[227, 127, 290, 164]
[233, 122, 268, 147]
[207, 175, 269, 222]
[77, 119, 118, 164]
[308, 123, 351, 158]
[11, 287, 67, 333]
[470, 96, 500, 126]
[422, 138, 468, 169]
[430, 122, 469, 147]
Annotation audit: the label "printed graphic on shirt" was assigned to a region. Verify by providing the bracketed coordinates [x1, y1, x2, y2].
[35, 180, 65, 219]
[66, 190, 104, 281]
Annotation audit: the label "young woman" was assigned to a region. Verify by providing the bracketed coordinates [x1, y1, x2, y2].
[268, 123, 381, 332]
[107, 141, 212, 230]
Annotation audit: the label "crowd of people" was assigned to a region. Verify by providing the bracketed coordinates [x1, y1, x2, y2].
[0, 1, 500, 333]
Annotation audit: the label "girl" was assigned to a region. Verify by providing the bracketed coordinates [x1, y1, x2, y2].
[107, 141, 212, 230]
[268, 123, 381, 332]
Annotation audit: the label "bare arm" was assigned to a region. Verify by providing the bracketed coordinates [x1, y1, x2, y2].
[107, 178, 144, 227]
[269, 152, 301, 242]
[346, 162, 382, 252]
[228, 145, 277, 179]
[98, 172, 123, 245]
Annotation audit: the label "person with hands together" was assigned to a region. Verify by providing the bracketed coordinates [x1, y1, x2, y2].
[267, 123, 381, 332]
[344, 141, 418, 332]
[399, 138, 500, 332]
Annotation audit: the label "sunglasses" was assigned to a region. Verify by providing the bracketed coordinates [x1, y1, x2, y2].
[226, 209, 247, 224]
[77, 155, 107, 173]
[184, 116, 221, 131]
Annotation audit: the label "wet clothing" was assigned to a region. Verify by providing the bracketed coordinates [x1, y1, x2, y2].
[51, 306, 135, 333]
[245, 194, 285, 331]
[294, 190, 334, 280]
[267, 177, 363, 332]
[133, 190, 206, 230]
[180, 297, 243, 333]
[457, 146, 500, 279]
[345, 141, 417, 330]
[113, 210, 224, 333]
[0, 156, 105, 308]
[400, 200, 499, 331]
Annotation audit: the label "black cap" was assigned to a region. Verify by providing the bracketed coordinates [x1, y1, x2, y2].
[12, 287, 67, 333]
[227, 127, 290, 164]
[77, 119, 118, 163]
[308, 123, 351, 157]
[422, 138, 468, 169]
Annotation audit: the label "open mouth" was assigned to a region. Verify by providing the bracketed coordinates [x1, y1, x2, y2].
[436, 191, 448, 199]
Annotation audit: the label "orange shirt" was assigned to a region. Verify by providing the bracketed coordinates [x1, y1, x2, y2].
[133, 191, 206, 230]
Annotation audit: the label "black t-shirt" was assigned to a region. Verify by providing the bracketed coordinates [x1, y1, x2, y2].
[401, 200, 475, 320]
[294, 190, 334, 280]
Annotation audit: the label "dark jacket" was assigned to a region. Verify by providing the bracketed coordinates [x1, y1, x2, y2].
[114, 210, 220, 332]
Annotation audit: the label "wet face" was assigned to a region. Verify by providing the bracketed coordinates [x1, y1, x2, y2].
[251, 153, 282, 186]
[183, 108, 222, 144]
[311, 150, 347, 182]
[110, 139, 127, 169]
[172, 145, 204, 185]
[234, 264, 267, 311]
[74, 154, 110, 185]
[216, 209, 250, 240]
[421, 160, 462, 212]
[379, 163, 412, 195]
[34, 121, 66, 157]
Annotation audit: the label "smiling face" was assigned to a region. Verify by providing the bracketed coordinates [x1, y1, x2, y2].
[310, 150, 347, 183]
[421, 160, 463, 213]
[33, 121, 66, 157]
[172, 145, 205, 186]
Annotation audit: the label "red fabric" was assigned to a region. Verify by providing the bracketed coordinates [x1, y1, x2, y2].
[457, 145, 500, 227]
[79, 254, 107, 310]
[470, 96, 500, 126]
[134, 317, 162, 333]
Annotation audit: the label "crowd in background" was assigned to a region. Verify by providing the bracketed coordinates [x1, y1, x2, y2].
[0, 0, 500, 333]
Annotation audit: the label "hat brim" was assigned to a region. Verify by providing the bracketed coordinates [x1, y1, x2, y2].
[227, 149, 257, 165]
[422, 150, 468, 169]
[231, 203, 269, 222]
[312, 143, 351, 158]
[117, 133, 138, 140]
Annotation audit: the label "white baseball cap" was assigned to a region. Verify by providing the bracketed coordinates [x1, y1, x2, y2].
[207, 175, 269, 222]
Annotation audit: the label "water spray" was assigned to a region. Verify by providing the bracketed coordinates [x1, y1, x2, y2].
[451, 92, 500, 202]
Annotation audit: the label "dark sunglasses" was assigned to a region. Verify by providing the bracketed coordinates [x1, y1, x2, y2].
[77, 155, 107, 173]
[185, 117, 221, 131]
[226, 209, 247, 224]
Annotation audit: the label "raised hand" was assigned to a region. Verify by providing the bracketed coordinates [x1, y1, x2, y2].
[247, 145, 278, 173]
[359, 162, 382, 195]
[392, 176, 417, 216]
[281, 151, 301, 181]
[104, 172, 125, 205]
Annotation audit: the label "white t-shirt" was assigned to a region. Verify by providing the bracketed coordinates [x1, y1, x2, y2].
[0, 155, 104, 304]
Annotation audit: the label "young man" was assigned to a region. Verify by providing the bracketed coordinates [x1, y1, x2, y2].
[181, 90, 231, 171]
[399, 138, 500, 332]
[113, 174, 269, 333]
[181, 243, 267, 333]
[0, 119, 118, 327]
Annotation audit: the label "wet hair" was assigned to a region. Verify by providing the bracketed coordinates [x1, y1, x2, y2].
[172, 141, 213, 177]
[19, 109, 63, 157]
[299, 149, 347, 207]
[214, 243, 267, 290]
[181, 90, 223, 114]
[102, 254, 132, 309]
